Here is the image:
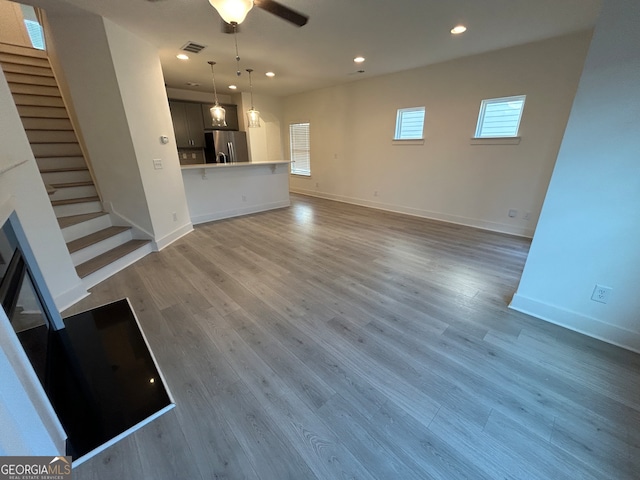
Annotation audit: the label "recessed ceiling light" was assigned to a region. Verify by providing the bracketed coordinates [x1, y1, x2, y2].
[265, 71, 276, 77]
[229, 85, 237, 90]
[185, 82, 200, 87]
[451, 25, 467, 34]
[354, 56, 365, 63]
[176, 53, 189, 60]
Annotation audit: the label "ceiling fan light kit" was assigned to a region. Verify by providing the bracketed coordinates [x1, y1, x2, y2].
[208, 0, 254, 25]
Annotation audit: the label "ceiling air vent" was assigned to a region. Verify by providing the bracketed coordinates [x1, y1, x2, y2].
[181, 41, 207, 54]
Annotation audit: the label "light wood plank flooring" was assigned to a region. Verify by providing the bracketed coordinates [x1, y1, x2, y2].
[64, 194, 640, 480]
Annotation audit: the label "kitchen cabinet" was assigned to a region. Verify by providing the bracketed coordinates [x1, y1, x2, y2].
[169, 100, 205, 148]
[202, 103, 239, 131]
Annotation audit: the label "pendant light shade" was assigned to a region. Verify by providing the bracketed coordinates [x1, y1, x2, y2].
[208, 0, 253, 25]
[245, 68, 260, 128]
[210, 104, 227, 127]
[208, 61, 227, 127]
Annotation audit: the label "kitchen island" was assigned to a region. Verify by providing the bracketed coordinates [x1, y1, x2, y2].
[181, 160, 290, 225]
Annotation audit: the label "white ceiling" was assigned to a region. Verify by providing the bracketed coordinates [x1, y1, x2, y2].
[31, 0, 602, 97]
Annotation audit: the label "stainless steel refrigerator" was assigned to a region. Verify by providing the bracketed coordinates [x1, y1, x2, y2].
[205, 131, 249, 163]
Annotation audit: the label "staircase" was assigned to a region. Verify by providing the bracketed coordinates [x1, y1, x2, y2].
[0, 42, 152, 289]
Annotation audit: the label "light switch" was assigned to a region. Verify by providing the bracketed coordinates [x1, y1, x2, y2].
[153, 158, 163, 170]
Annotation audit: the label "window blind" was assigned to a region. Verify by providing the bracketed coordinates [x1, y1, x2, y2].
[290, 122, 310, 176]
[395, 107, 425, 140]
[475, 96, 526, 138]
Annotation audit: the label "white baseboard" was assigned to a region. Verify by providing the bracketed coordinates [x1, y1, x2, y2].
[54, 281, 89, 313]
[509, 293, 640, 354]
[290, 188, 534, 238]
[153, 223, 194, 251]
[190, 200, 291, 226]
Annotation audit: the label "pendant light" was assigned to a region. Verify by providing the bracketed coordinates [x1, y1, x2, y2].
[208, 0, 253, 25]
[208, 61, 227, 127]
[245, 68, 260, 128]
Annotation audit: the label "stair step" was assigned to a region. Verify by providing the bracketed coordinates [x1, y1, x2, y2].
[60, 212, 113, 243]
[36, 156, 87, 170]
[0, 44, 48, 59]
[67, 226, 131, 254]
[6, 73, 58, 88]
[7, 81, 59, 95]
[0, 62, 53, 78]
[13, 93, 65, 107]
[49, 184, 97, 202]
[51, 196, 100, 206]
[41, 169, 92, 184]
[0, 52, 50, 68]
[40, 166, 88, 174]
[27, 130, 77, 143]
[17, 105, 68, 118]
[50, 181, 94, 189]
[58, 212, 108, 229]
[32, 143, 82, 158]
[76, 240, 151, 279]
[21, 117, 72, 130]
[53, 200, 103, 218]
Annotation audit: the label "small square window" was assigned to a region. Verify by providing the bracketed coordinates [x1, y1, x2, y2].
[394, 107, 425, 140]
[475, 95, 525, 138]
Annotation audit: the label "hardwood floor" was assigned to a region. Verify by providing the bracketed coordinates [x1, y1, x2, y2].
[64, 194, 640, 480]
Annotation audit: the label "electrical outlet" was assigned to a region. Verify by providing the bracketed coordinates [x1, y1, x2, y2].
[315, 182, 319, 188]
[508, 209, 517, 218]
[523, 211, 531, 221]
[591, 284, 612, 304]
[153, 158, 163, 170]
[242, 195, 246, 202]
[374, 191, 378, 197]
[172, 212, 177, 222]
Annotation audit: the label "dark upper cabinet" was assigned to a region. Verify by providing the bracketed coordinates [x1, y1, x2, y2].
[169, 100, 206, 148]
[201, 103, 239, 131]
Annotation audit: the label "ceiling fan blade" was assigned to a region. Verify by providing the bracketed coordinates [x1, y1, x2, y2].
[253, 0, 309, 27]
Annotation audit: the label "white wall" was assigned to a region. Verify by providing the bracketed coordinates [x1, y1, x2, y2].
[285, 31, 592, 237]
[45, 12, 155, 236]
[103, 19, 193, 249]
[0, 69, 85, 309]
[236, 92, 285, 162]
[165, 86, 232, 105]
[45, 13, 193, 248]
[511, 0, 640, 352]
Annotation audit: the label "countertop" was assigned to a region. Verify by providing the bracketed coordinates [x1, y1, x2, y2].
[181, 160, 290, 170]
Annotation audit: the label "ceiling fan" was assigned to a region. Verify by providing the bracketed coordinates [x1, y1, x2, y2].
[209, 0, 308, 28]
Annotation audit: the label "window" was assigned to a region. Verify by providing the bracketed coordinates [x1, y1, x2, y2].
[394, 107, 425, 140]
[475, 95, 525, 138]
[290, 122, 310, 176]
[20, 4, 45, 50]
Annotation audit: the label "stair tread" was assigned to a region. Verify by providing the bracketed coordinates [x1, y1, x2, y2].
[49, 181, 94, 188]
[51, 196, 100, 206]
[67, 226, 132, 254]
[40, 166, 89, 173]
[76, 240, 151, 278]
[58, 212, 108, 229]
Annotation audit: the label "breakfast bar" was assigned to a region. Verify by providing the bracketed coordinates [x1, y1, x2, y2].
[180, 160, 291, 225]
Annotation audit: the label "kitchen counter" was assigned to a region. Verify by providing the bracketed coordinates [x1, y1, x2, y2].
[181, 160, 290, 224]
[180, 160, 290, 170]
